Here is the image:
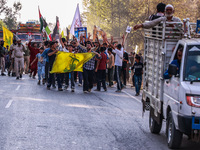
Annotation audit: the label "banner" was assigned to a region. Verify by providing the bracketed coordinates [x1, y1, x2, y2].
[52, 16, 59, 40]
[50, 51, 95, 73]
[70, 4, 82, 35]
[3, 26, 13, 48]
[38, 6, 52, 41]
[74, 27, 87, 41]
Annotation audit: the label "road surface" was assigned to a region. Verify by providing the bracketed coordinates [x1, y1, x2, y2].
[0, 75, 200, 150]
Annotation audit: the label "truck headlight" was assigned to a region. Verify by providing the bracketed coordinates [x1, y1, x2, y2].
[186, 95, 200, 108]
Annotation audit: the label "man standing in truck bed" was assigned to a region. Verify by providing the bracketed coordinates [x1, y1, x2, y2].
[133, 4, 181, 30]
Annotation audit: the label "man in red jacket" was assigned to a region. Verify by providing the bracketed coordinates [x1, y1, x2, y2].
[28, 39, 39, 79]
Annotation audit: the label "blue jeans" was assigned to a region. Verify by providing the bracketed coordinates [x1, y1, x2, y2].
[38, 65, 45, 81]
[134, 75, 142, 94]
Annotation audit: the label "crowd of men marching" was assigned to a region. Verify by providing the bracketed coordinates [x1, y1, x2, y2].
[0, 33, 144, 96]
[0, 1, 181, 96]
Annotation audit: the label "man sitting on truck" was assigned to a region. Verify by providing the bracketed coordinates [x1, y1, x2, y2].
[133, 4, 181, 30]
[164, 47, 183, 79]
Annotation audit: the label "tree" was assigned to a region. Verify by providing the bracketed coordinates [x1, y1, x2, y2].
[0, 0, 22, 30]
[82, 0, 200, 52]
[0, 20, 7, 30]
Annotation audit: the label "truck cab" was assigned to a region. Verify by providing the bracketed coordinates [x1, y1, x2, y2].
[142, 19, 200, 149]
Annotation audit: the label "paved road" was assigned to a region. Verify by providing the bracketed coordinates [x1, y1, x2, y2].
[0, 75, 200, 150]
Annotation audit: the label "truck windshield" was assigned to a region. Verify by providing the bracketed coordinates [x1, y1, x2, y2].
[184, 45, 200, 81]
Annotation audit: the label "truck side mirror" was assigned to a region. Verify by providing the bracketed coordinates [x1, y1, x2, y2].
[168, 64, 178, 76]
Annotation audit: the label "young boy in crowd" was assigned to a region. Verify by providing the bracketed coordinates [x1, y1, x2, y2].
[131, 54, 143, 96]
[47, 41, 61, 91]
[30, 47, 46, 85]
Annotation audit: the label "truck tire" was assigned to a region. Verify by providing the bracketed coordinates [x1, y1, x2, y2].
[149, 110, 162, 134]
[166, 111, 183, 149]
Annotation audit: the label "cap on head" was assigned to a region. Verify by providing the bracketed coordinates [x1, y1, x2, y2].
[165, 4, 174, 10]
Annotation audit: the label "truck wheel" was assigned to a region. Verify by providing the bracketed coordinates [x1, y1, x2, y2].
[166, 111, 183, 149]
[149, 110, 162, 134]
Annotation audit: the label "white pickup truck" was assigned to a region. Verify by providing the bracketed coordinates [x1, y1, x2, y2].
[142, 19, 200, 149]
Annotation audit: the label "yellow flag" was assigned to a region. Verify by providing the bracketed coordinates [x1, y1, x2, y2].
[61, 31, 66, 39]
[3, 26, 13, 48]
[50, 51, 95, 73]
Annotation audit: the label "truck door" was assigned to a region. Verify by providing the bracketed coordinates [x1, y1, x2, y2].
[164, 44, 184, 123]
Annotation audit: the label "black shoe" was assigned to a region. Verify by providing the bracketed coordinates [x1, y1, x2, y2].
[12, 72, 16, 77]
[8, 72, 10, 76]
[135, 93, 139, 96]
[29, 74, 32, 78]
[52, 85, 56, 89]
[58, 88, 63, 91]
[94, 89, 100, 91]
[42, 79, 45, 85]
[38, 80, 41, 85]
[104, 88, 107, 92]
[115, 90, 121, 92]
[1, 73, 6, 76]
[20, 74, 22, 78]
[16, 77, 19, 80]
[33, 76, 36, 79]
[71, 88, 75, 92]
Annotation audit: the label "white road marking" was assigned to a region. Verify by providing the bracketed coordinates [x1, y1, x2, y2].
[122, 90, 141, 103]
[16, 85, 21, 91]
[5, 100, 13, 108]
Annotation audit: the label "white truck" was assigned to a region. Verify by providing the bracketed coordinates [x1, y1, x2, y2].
[142, 19, 200, 149]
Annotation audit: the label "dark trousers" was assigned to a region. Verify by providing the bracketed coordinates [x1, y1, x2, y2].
[97, 70, 106, 90]
[132, 74, 135, 86]
[60, 73, 68, 86]
[83, 68, 94, 91]
[47, 65, 55, 87]
[108, 67, 114, 86]
[115, 66, 122, 90]
[56, 73, 62, 89]
[122, 67, 127, 86]
[134, 75, 142, 94]
[78, 72, 83, 84]
[74, 71, 77, 83]
[61, 72, 75, 88]
[45, 62, 49, 82]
